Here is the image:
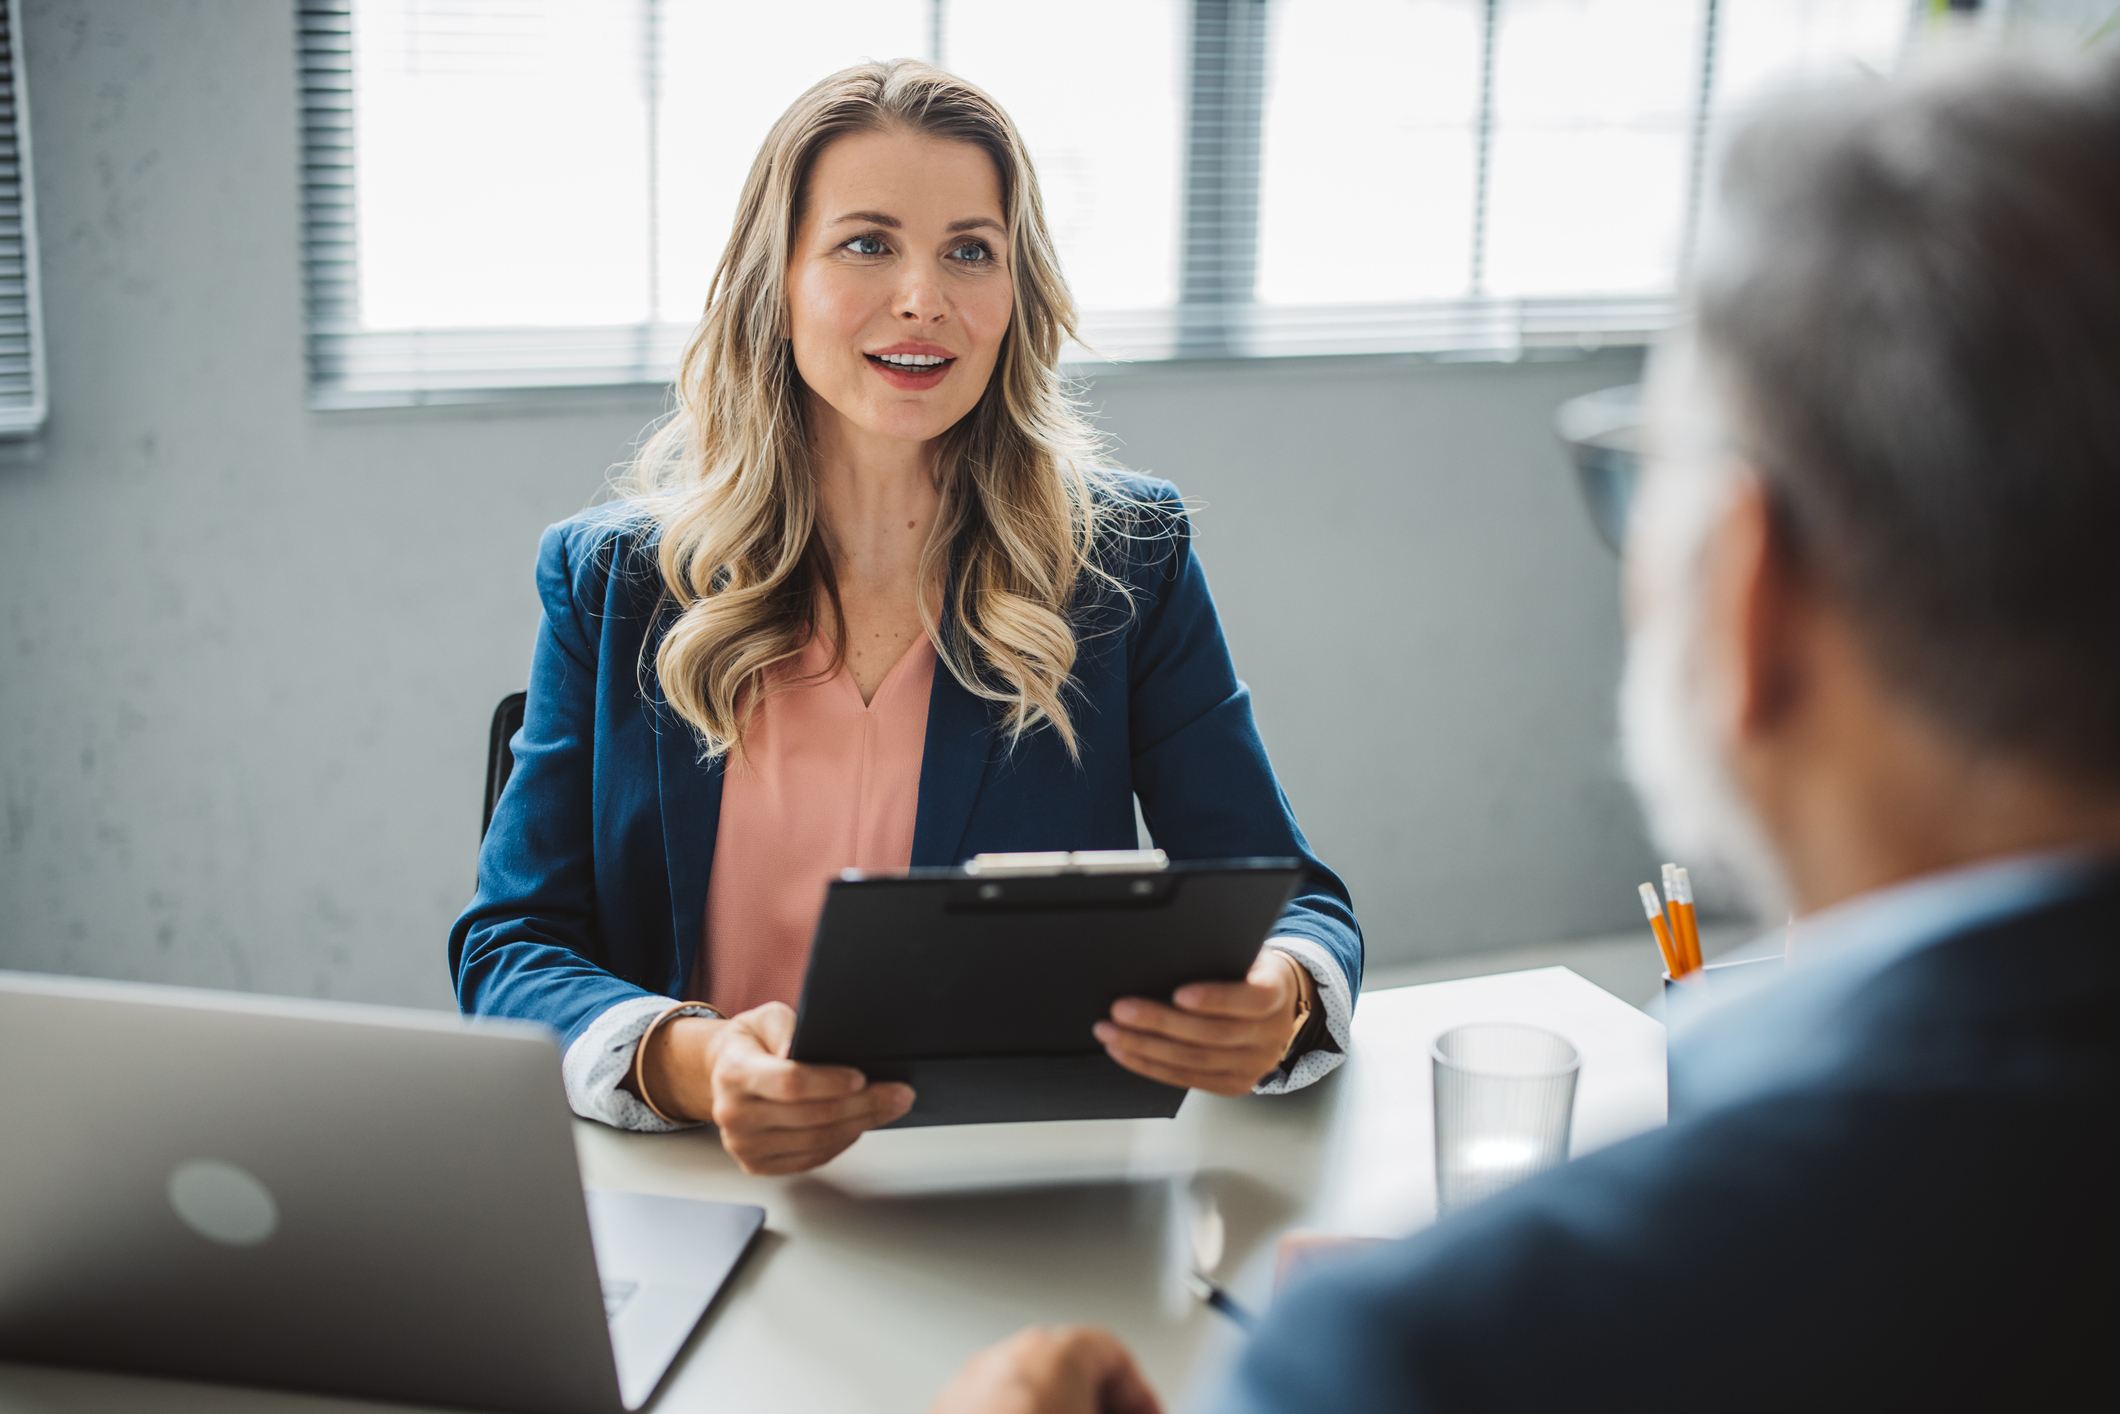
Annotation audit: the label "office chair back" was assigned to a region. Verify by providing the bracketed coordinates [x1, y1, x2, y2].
[483, 692, 527, 840]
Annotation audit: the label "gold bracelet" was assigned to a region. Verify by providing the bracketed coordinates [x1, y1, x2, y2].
[632, 1000, 723, 1125]
[1272, 951, 1316, 1063]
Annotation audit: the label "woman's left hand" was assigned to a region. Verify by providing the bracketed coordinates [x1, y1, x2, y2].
[1094, 951, 1306, 1096]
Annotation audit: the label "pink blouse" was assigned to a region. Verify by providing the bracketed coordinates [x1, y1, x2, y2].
[700, 630, 936, 1018]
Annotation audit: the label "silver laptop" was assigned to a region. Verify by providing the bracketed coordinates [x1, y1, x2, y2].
[0, 971, 764, 1413]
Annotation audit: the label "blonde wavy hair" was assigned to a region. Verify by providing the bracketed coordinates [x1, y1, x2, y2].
[616, 59, 1151, 764]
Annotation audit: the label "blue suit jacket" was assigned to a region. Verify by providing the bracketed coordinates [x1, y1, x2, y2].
[1210, 869, 2120, 1411]
[450, 474, 1361, 1054]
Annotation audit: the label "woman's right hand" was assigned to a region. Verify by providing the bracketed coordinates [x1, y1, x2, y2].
[636, 1001, 916, 1174]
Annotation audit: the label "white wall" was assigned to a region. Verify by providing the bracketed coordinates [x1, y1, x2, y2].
[0, 0, 1651, 1010]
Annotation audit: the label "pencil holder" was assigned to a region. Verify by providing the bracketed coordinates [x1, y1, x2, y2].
[1661, 955, 1784, 1122]
[1660, 953, 1783, 997]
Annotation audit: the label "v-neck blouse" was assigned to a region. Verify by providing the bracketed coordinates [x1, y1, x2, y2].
[701, 630, 936, 1019]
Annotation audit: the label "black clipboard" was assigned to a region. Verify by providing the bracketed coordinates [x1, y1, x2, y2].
[786, 851, 1304, 1127]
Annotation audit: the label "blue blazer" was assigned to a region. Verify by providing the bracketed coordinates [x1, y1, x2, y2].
[1208, 869, 2120, 1411]
[450, 474, 1362, 1055]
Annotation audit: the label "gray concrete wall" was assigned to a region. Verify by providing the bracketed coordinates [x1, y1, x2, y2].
[0, 0, 1650, 1010]
[2011, 0, 2120, 38]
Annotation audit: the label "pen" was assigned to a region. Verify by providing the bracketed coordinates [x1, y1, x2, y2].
[1185, 1185, 1257, 1330]
[1639, 882, 1683, 978]
[1185, 1270, 1259, 1331]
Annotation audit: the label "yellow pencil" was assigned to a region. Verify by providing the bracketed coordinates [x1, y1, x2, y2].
[1669, 864, 1703, 974]
[1638, 882, 1683, 979]
[1661, 864, 1691, 975]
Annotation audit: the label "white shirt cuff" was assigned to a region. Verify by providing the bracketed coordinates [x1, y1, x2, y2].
[560, 995, 705, 1132]
[1252, 935, 1353, 1094]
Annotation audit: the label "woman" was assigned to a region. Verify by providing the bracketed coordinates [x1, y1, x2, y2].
[450, 60, 1361, 1176]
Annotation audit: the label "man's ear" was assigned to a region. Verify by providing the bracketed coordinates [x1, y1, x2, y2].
[1711, 475, 1806, 741]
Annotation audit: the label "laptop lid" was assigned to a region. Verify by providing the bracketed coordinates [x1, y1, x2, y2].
[0, 972, 631, 1414]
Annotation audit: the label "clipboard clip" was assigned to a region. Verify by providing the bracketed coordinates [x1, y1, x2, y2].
[962, 849, 1170, 877]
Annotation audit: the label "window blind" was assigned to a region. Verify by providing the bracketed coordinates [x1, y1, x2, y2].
[298, 0, 1916, 408]
[0, 0, 47, 438]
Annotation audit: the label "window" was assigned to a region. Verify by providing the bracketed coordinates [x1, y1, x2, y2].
[948, 2, 1187, 324]
[1, 0, 47, 438]
[298, 0, 1916, 406]
[1259, 2, 1482, 309]
[1481, 0, 1702, 298]
[1246, 0, 1909, 355]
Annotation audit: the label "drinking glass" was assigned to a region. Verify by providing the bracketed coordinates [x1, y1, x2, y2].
[1432, 1023, 1580, 1214]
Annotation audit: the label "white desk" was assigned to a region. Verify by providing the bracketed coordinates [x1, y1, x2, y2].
[0, 968, 1666, 1413]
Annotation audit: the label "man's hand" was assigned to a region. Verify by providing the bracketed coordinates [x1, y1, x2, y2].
[930, 1326, 1162, 1414]
[638, 1001, 914, 1174]
[1095, 950, 1310, 1096]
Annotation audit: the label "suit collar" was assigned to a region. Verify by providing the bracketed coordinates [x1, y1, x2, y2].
[910, 540, 1001, 866]
[648, 612, 724, 997]
[911, 648, 998, 866]
[1668, 852, 2120, 1117]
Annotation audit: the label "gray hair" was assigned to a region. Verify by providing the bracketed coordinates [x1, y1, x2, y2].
[1691, 44, 2120, 786]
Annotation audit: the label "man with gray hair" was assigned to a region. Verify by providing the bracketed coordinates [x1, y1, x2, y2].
[930, 42, 2120, 1414]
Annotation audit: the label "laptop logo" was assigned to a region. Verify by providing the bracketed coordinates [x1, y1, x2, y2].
[167, 1159, 280, 1247]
